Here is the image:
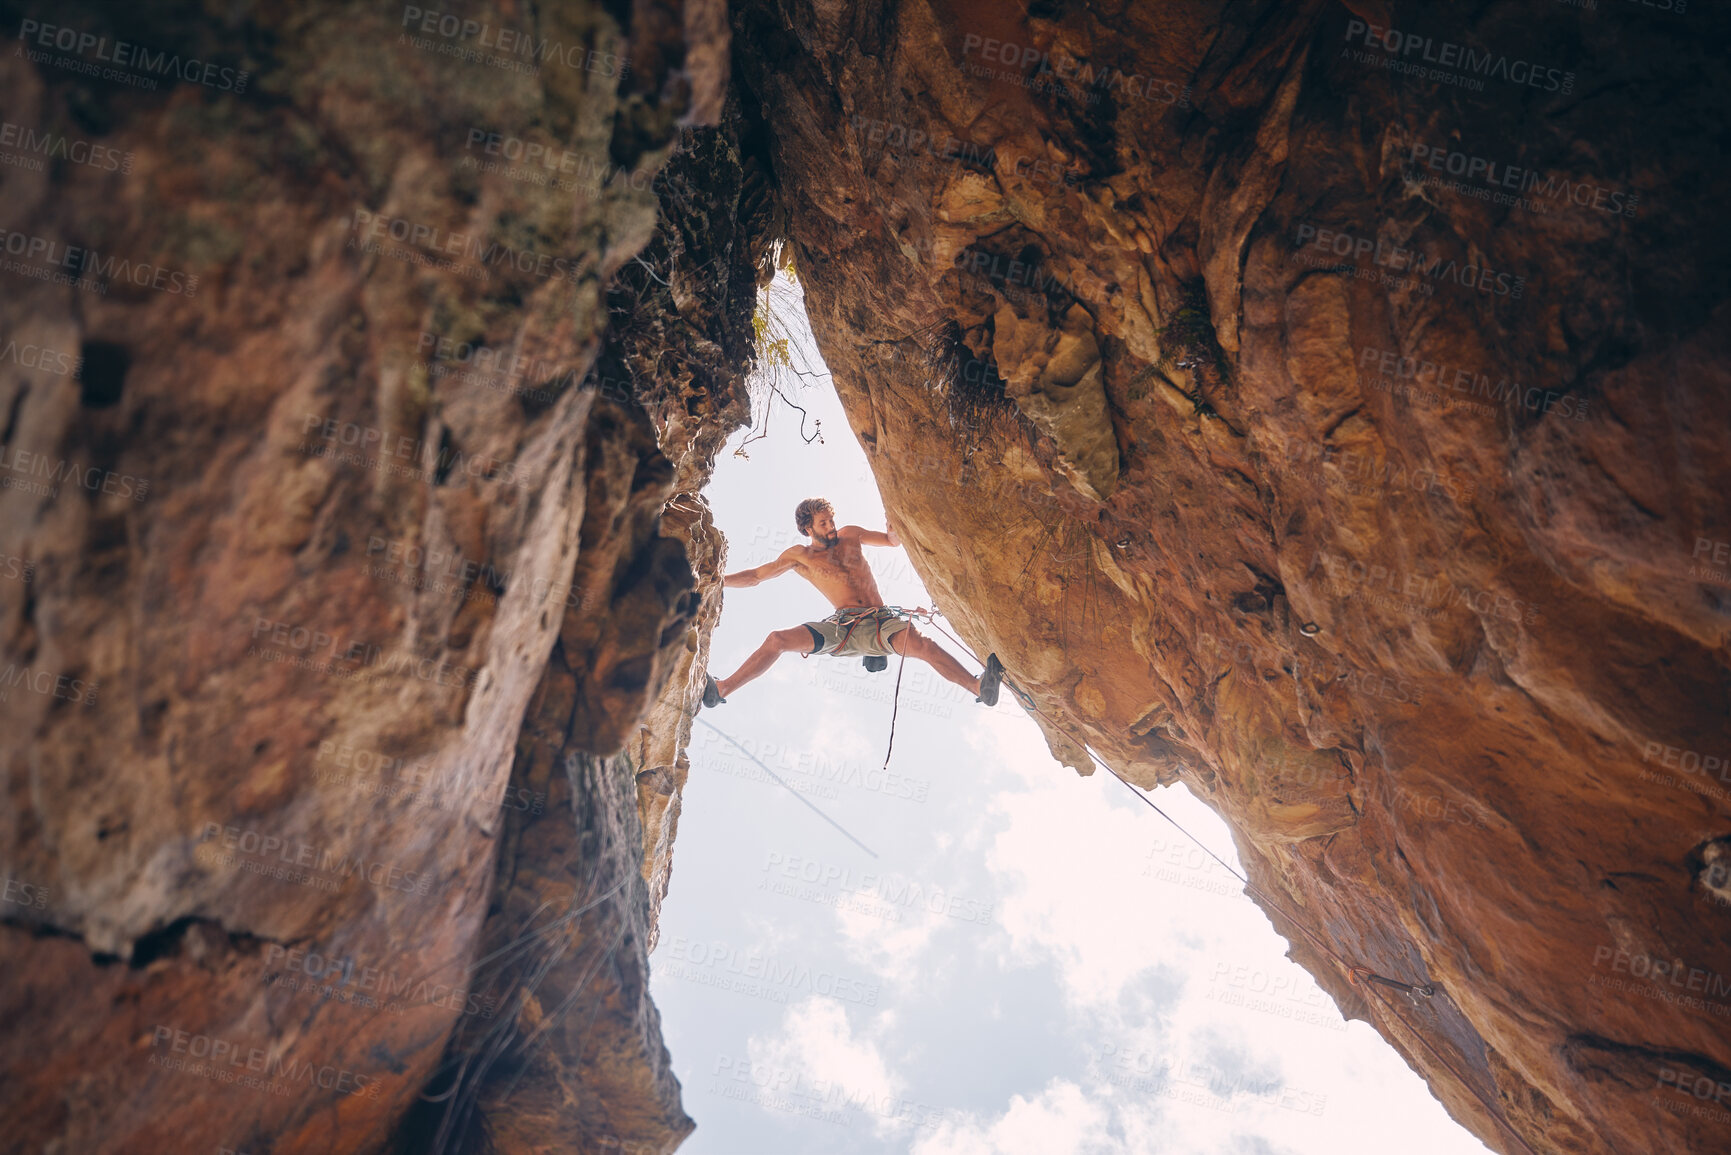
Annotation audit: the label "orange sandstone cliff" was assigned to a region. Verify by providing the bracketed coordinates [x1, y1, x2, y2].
[730, 1, 1731, 1153]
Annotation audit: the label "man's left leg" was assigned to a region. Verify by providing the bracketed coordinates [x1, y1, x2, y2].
[888, 626, 981, 697]
[714, 625, 817, 700]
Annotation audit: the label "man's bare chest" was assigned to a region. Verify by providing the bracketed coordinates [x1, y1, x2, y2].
[801, 545, 868, 583]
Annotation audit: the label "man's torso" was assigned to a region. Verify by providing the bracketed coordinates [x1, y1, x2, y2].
[794, 537, 884, 610]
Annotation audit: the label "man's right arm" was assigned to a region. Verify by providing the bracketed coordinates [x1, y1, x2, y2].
[724, 547, 802, 588]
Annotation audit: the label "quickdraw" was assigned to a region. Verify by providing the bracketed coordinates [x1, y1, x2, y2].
[1348, 965, 1436, 1006]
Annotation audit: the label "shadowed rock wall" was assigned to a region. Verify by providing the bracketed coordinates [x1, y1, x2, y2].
[0, 0, 756, 1152]
[731, 1, 1731, 1152]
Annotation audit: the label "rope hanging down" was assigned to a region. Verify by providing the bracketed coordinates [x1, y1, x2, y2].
[882, 640, 909, 771]
[874, 605, 932, 773]
[911, 610, 1539, 1155]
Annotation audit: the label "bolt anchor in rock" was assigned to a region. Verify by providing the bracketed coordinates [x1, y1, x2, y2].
[1348, 965, 1436, 1006]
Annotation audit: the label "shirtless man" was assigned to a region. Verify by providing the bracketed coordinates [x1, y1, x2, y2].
[702, 497, 1005, 708]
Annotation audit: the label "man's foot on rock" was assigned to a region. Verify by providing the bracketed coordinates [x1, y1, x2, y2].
[703, 674, 726, 708]
[976, 653, 1003, 706]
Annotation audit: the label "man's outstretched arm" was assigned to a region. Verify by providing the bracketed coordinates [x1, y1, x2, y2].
[723, 547, 802, 588]
[845, 525, 901, 547]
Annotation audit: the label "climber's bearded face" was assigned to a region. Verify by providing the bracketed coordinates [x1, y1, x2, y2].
[809, 509, 839, 547]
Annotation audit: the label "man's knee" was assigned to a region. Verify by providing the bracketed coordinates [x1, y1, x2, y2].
[773, 626, 813, 651]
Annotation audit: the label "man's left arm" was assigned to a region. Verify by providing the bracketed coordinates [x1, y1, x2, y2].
[844, 525, 900, 547]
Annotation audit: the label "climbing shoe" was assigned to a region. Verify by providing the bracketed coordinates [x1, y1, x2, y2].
[976, 653, 1003, 706]
[702, 674, 726, 708]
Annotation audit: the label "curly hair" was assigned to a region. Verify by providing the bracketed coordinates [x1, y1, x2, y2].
[794, 497, 834, 537]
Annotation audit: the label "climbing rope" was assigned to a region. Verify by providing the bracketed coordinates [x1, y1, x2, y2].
[696, 716, 879, 859]
[867, 606, 935, 773]
[912, 609, 1541, 1155]
[882, 637, 910, 771]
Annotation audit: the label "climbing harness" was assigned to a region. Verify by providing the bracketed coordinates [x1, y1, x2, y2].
[908, 610, 1541, 1155]
[825, 605, 915, 656]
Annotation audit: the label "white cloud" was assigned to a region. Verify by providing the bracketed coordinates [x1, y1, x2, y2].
[911, 1079, 1113, 1155]
[972, 713, 1226, 1010]
[749, 997, 907, 1139]
[835, 897, 941, 977]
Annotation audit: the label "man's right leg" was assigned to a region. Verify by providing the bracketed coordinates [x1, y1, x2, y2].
[889, 626, 982, 696]
[715, 626, 819, 699]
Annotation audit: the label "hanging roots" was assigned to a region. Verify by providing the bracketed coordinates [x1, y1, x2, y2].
[735, 269, 825, 456]
[920, 320, 1040, 462]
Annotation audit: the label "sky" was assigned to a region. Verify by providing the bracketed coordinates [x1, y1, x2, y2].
[647, 273, 1492, 1155]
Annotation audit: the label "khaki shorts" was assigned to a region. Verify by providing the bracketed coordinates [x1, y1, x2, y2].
[804, 608, 910, 658]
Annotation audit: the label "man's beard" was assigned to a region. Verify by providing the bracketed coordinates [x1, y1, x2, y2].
[818, 532, 840, 548]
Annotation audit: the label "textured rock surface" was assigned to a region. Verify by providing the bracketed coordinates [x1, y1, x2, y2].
[8, 0, 1730, 1151]
[397, 108, 768, 1153]
[733, 2, 1731, 1153]
[0, 1, 752, 1152]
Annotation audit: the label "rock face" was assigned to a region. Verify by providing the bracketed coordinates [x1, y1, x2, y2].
[732, 2, 1731, 1153]
[394, 103, 772, 1155]
[7, 0, 1729, 1152]
[0, 1, 756, 1153]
